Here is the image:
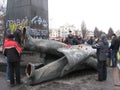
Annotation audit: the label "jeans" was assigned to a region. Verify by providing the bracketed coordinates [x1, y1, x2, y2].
[5, 57, 10, 80]
[111, 50, 118, 67]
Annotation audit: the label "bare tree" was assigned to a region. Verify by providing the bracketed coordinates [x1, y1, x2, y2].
[0, 0, 7, 16]
[0, 0, 7, 41]
[94, 27, 105, 38]
[94, 27, 99, 37]
[81, 21, 88, 38]
[107, 27, 114, 39]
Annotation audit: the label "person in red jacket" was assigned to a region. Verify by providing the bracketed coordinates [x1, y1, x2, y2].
[2, 34, 22, 87]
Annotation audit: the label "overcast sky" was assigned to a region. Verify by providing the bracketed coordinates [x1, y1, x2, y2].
[48, 0, 120, 33]
[1, 0, 120, 33]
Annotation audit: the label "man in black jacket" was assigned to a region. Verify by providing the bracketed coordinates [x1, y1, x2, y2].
[2, 34, 22, 87]
[64, 34, 74, 45]
[13, 25, 23, 46]
[110, 34, 120, 67]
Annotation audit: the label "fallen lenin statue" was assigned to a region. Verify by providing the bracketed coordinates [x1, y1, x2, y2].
[23, 29, 97, 85]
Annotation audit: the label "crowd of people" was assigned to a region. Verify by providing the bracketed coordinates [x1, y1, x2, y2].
[1, 27, 120, 87]
[63, 31, 94, 45]
[64, 34, 85, 45]
[92, 33, 120, 81]
[64, 31, 120, 82]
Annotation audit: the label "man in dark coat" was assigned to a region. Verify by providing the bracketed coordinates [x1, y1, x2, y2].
[64, 34, 74, 45]
[92, 34, 108, 81]
[2, 34, 22, 87]
[13, 25, 23, 46]
[77, 35, 84, 44]
[87, 36, 94, 45]
[110, 34, 120, 67]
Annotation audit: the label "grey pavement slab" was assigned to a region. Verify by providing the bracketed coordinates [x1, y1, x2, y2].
[0, 68, 115, 90]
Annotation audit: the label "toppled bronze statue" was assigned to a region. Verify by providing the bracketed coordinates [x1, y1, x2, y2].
[23, 28, 97, 85]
